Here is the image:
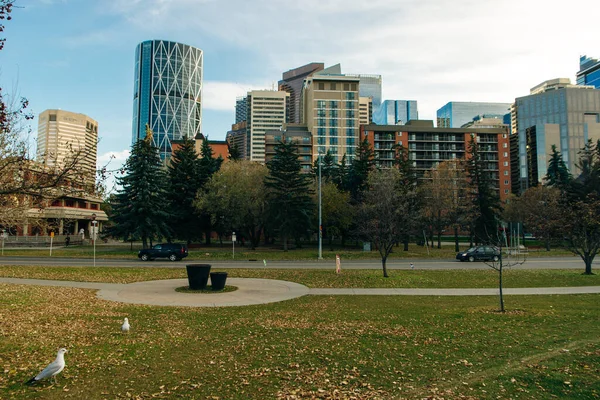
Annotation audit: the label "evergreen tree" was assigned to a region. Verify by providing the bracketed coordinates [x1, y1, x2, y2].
[227, 143, 241, 161]
[393, 144, 420, 250]
[312, 149, 337, 183]
[544, 144, 571, 189]
[348, 138, 375, 202]
[335, 153, 350, 192]
[197, 137, 222, 244]
[167, 138, 202, 244]
[465, 135, 501, 244]
[108, 126, 172, 248]
[265, 140, 314, 251]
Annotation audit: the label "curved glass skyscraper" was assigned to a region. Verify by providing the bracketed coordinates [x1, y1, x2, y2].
[132, 40, 203, 160]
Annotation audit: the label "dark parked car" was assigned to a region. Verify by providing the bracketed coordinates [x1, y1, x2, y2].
[138, 243, 188, 261]
[456, 246, 501, 262]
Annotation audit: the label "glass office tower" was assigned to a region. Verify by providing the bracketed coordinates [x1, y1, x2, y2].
[436, 102, 511, 128]
[373, 100, 418, 125]
[132, 40, 203, 160]
[577, 55, 600, 88]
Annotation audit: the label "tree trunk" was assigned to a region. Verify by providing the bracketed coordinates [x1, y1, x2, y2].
[403, 236, 409, 251]
[382, 256, 389, 278]
[545, 235, 550, 252]
[584, 253, 593, 275]
[454, 226, 459, 253]
[283, 235, 288, 252]
[437, 229, 442, 249]
[498, 263, 505, 312]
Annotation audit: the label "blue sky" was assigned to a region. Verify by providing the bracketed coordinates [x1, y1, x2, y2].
[1, 0, 599, 190]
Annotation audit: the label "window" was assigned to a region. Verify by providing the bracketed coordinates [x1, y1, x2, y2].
[504, 180, 509, 185]
[504, 170, 509, 176]
[504, 189, 509, 194]
[346, 138, 356, 146]
[343, 83, 349, 91]
[330, 137, 338, 145]
[318, 82, 325, 90]
[504, 152, 508, 157]
[330, 101, 338, 109]
[329, 128, 338, 136]
[330, 83, 336, 90]
[351, 83, 357, 91]
[503, 143, 508, 148]
[346, 92, 355, 100]
[503, 161, 509, 166]
[317, 137, 326, 145]
[49, 114, 57, 121]
[317, 100, 326, 109]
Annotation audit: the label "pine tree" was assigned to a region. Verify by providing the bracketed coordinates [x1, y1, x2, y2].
[335, 153, 350, 192]
[312, 149, 337, 183]
[465, 135, 501, 245]
[348, 138, 375, 202]
[167, 138, 202, 244]
[544, 144, 571, 189]
[265, 140, 314, 251]
[227, 143, 241, 161]
[108, 126, 172, 248]
[197, 137, 222, 244]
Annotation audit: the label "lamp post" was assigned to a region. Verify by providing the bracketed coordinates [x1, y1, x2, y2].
[91, 213, 97, 268]
[318, 153, 323, 260]
[232, 231, 236, 259]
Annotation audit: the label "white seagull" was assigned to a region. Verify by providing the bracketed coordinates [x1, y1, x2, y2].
[26, 348, 67, 385]
[121, 317, 130, 333]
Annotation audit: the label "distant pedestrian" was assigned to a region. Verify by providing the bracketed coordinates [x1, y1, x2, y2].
[410, 262, 414, 270]
[65, 235, 70, 247]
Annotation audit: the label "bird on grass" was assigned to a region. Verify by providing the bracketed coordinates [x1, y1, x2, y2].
[121, 317, 130, 333]
[25, 348, 67, 385]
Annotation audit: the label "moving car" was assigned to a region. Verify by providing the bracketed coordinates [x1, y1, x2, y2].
[138, 243, 188, 261]
[456, 246, 501, 262]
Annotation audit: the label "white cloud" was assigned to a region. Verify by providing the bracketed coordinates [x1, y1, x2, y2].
[202, 81, 272, 111]
[101, 0, 599, 120]
[97, 150, 129, 167]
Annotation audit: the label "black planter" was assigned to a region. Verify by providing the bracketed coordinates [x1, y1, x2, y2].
[210, 272, 228, 291]
[186, 264, 211, 290]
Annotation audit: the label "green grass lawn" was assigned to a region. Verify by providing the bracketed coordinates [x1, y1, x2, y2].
[1, 266, 600, 288]
[0, 282, 598, 399]
[0, 242, 575, 260]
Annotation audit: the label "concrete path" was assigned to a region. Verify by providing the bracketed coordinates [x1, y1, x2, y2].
[1, 277, 599, 308]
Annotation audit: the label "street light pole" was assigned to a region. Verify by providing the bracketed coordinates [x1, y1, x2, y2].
[318, 153, 323, 260]
[91, 213, 97, 268]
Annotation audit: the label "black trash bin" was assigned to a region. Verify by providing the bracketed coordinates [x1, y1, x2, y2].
[210, 272, 228, 291]
[186, 264, 211, 290]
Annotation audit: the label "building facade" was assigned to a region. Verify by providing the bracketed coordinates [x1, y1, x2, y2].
[436, 102, 511, 128]
[265, 124, 313, 172]
[362, 120, 512, 201]
[512, 79, 600, 191]
[279, 63, 324, 124]
[235, 96, 248, 124]
[37, 109, 98, 185]
[359, 97, 373, 126]
[347, 74, 382, 115]
[226, 121, 248, 160]
[577, 55, 600, 88]
[302, 71, 360, 163]
[245, 90, 290, 163]
[132, 40, 203, 160]
[373, 100, 418, 125]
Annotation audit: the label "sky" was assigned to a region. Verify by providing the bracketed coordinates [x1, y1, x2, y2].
[1, 0, 599, 192]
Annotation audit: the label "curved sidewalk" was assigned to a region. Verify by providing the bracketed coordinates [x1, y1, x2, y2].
[1, 277, 599, 307]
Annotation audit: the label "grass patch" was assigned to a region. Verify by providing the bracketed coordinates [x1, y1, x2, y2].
[174, 285, 237, 294]
[0, 283, 598, 399]
[0, 265, 599, 288]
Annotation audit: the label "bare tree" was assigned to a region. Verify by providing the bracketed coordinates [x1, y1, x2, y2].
[355, 169, 414, 277]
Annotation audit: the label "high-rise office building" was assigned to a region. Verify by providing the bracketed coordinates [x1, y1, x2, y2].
[512, 78, 600, 192]
[302, 68, 360, 163]
[246, 90, 290, 162]
[235, 96, 248, 124]
[436, 102, 511, 128]
[359, 97, 373, 126]
[373, 100, 418, 125]
[577, 55, 600, 88]
[279, 62, 324, 124]
[37, 109, 98, 185]
[265, 124, 313, 172]
[132, 40, 203, 160]
[347, 74, 382, 115]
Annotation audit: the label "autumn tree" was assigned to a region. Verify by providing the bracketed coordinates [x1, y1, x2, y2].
[317, 181, 354, 250]
[196, 160, 268, 250]
[1, 2, 92, 229]
[355, 169, 412, 277]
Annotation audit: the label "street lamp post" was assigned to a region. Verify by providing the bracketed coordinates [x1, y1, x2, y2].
[318, 153, 323, 260]
[91, 213, 97, 268]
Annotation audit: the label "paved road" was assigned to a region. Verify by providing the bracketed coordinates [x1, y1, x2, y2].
[0, 255, 594, 270]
